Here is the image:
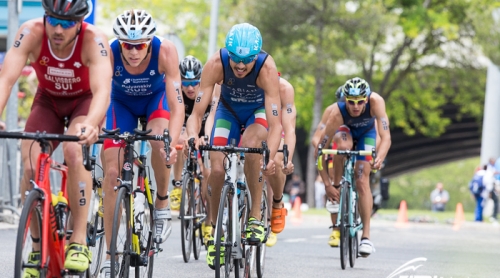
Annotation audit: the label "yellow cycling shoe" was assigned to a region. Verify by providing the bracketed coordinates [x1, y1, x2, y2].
[23, 251, 40, 278]
[328, 230, 340, 247]
[64, 243, 92, 272]
[202, 224, 213, 246]
[266, 232, 277, 247]
[170, 186, 182, 211]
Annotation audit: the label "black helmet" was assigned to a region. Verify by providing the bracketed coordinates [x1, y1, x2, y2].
[343, 77, 371, 98]
[179, 55, 203, 80]
[335, 85, 344, 100]
[42, 0, 89, 20]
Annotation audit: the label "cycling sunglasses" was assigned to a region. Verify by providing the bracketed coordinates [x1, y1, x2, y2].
[228, 51, 258, 64]
[345, 97, 367, 106]
[45, 15, 78, 29]
[119, 40, 151, 51]
[181, 80, 201, 87]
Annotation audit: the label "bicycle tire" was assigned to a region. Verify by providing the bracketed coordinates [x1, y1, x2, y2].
[215, 183, 233, 278]
[180, 173, 193, 263]
[110, 187, 131, 278]
[192, 179, 204, 260]
[256, 188, 269, 278]
[86, 185, 105, 278]
[134, 185, 155, 278]
[14, 190, 45, 278]
[349, 190, 359, 268]
[339, 182, 349, 270]
[241, 188, 255, 278]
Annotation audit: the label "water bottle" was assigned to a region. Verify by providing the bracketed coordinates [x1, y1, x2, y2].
[52, 192, 68, 239]
[326, 199, 339, 214]
[134, 190, 145, 233]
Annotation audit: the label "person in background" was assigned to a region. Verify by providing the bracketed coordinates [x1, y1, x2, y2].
[284, 173, 306, 206]
[314, 174, 326, 209]
[430, 182, 449, 212]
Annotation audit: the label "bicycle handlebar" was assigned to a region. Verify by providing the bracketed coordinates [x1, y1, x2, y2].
[316, 145, 376, 171]
[199, 141, 270, 170]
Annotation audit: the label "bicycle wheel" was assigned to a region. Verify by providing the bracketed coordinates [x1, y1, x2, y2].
[256, 189, 269, 278]
[110, 187, 131, 278]
[241, 189, 255, 278]
[339, 182, 349, 270]
[215, 183, 233, 278]
[134, 187, 155, 278]
[349, 190, 360, 268]
[192, 178, 205, 260]
[86, 185, 104, 278]
[180, 173, 193, 263]
[14, 190, 44, 278]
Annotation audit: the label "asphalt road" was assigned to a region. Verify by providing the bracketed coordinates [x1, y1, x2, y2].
[1, 212, 498, 278]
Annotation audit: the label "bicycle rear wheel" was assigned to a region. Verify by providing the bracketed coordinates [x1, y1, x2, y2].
[215, 183, 233, 278]
[14, 190, 44, 278]
[256, 188, 269, 278]
[180, 174, 193, 263]
[339, 182, 349, 270]
[110, 187, 131, 278]
[134, 187, 155, 277]
[86, 184, 104, 278]
[349, 190, 360, 268]
[192, 178, 205, 260]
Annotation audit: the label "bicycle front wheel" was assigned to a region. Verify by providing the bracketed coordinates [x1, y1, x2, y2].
[349, 190, 360, 268]
[215, 183, 233, 278]
[192, 178, 205, 260]
[110, 187, 131, 278]
[86, 185, 104, 278]
[256, 188, 269, 278]
[134, 186, 155, 278]
[180, 174, 193, 263]
[339, 182, 349, 270]
[15, 190, 44, 278]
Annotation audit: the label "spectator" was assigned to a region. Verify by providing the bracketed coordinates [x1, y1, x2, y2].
[430, 182, 449, 212]
[284, 173, 306, 206]
[487, 157, 499, 221]
[314, 175, 326, 209]
[470, 166, 490, 221]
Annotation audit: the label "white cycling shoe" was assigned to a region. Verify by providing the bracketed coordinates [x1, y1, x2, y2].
[154, 207, 172, 243]
[359, 238, 375, 257]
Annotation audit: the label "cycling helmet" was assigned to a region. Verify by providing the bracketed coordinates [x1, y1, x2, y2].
[113, 10, 156, 40]
[335, 85, 344, 100]
[42, 0, 89, 19]
[343, 77, 371, 97]
[179, 56, 203, 80]
[225, 23, 262, 58]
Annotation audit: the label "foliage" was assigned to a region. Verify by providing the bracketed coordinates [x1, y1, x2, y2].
[387, 156, 479, 212]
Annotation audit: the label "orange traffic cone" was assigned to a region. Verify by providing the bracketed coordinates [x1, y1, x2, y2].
[452, 203, 465, 231]
[395, 200, 409, 228]
[291, 197, 303, 225]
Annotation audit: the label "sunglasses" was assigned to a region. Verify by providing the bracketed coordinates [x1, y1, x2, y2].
[45, 15, 78, 29]
[181, 80, 201, 87]
[228, 51, 257, 64]
[119, 40, 151, 51]
[346, 97, 367, 106]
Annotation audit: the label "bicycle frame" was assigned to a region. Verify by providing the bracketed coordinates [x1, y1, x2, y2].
[317, 149, 374, 237]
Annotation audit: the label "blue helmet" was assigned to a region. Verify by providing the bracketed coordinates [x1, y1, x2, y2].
[225, 23, 262, 58]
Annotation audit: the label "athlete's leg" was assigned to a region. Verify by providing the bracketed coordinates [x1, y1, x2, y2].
[170, 127, 187, 210]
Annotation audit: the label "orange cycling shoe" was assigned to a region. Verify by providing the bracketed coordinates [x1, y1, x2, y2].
[271, 206, 288, 233]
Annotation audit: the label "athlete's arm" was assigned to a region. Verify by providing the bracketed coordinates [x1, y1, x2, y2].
[279, 78, 296, 170]
[311, 104, 335, 149]
[256, 55, 282, 161]
[186, 52, 222, 144]
[203, 84, 221, 139]
[317, 105, 343, 186]
[0, 20, 40, 115]
[158, 39, 184, 146]
[370, 92, 391, 170]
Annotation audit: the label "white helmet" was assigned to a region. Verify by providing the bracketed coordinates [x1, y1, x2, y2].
[113, 10, 156, 40]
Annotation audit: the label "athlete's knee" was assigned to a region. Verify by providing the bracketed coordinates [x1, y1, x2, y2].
[104, 165, 120, 185]
[62, 142, 83, 167]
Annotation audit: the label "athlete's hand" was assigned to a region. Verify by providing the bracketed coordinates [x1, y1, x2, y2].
[184, 136, 197, 157]
[325, 185, 340, 203]
[0, 121, 5, 131]
[372, 157, 383, 170]
[261, 159, 276, 176]
[282, 161, 294, 175]
[76, 123, 98, 145]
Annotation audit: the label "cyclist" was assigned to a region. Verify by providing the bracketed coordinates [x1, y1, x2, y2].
[99, 9, 183, 276]
[186, 23, 282, 269]
[265, 74, 296, 247]
[172, 55, 218, 245]
[0, 0, 112, 273]
[317, 77, 391, 257]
